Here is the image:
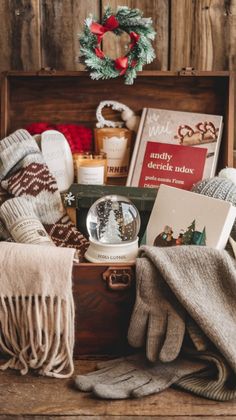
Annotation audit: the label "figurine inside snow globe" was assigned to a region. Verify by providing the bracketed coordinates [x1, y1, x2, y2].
[85, 195, 140, 263]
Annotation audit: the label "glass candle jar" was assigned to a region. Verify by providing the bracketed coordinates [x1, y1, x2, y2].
[94, 128, 133, 179]
[75, 152, 107, 185]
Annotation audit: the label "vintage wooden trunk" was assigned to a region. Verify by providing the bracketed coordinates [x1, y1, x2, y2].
[72, 262, 135, 357]
[1, 69, 235, 356]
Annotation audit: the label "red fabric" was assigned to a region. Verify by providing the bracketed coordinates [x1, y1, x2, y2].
[114, 56, 129, 75]
[26, 123, 93, 154]
[90, 15, 119, 43]
[57, 124, 93, 153]
[26, 122, 54, 135]
[103, 15, 119, 31]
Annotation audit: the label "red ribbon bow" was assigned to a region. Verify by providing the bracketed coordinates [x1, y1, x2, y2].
[114, 56, 129, 75]
[114, 57, 137, 75]
[90, 15, 119, 43]
[94, 47, 105, 59]
[129, 31, 140, 49]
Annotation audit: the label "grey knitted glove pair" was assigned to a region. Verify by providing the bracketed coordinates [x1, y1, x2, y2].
[128, 258, 185, 362]
[75, 353, 206, 399]
[75, 346, 236, 401]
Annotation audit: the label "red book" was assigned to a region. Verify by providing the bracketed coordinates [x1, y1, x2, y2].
[127, 108, 223, 190]
[138, 142, 207, 190]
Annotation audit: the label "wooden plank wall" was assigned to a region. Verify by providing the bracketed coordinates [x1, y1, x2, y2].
[0, 0, 235, 147]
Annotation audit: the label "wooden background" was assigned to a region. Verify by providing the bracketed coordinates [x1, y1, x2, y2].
[0, 0, 236, 145]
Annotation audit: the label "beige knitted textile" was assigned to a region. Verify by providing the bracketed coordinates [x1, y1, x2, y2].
[138, 245, 236, 374]
[0, 242, 75, 378]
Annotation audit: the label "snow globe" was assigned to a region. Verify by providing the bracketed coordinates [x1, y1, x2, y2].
[85, 195, 140, 263]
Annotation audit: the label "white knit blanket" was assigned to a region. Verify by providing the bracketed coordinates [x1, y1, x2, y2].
[0, 242, 75, 378]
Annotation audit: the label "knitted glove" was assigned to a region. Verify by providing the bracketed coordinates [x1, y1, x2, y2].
[176, 349, 236, 401]
[74, 353, 206, 399]
[128, 258, 185, 363]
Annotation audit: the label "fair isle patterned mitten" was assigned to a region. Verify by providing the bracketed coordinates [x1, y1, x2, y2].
[0, 129, 89, 257]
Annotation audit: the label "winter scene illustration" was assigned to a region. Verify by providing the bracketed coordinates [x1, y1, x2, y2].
[87, 197, 139, 244]
[154, 220, 206, 247]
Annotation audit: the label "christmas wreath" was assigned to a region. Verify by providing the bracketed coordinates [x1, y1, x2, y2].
[79, 6, 156, 85]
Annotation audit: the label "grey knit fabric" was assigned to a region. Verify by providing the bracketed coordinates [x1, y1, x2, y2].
[128, 257, 185, 362]
[133, 245, 236, 401]
[139, 246, 236, 375]
[192, 177, 236, 240]
[176, 351, 236, 401]
[192, 177, 236, 203]
[0, 129, 40, 181]
[176, 332, 236, 401]
[74, 353, 207, 399]
[186, 318, 210, 352]
[74, 349, 236, 401]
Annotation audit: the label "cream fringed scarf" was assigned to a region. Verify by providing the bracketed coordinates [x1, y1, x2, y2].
[0, 242, 75, 378]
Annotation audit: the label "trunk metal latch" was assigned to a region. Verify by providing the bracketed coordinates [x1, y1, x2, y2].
[102, 267, 133, 290]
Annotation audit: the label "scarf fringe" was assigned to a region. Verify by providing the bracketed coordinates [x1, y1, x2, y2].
[0, 294, 74, 378]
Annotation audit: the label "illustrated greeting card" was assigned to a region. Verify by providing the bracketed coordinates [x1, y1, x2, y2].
[146, 184, 236, 250]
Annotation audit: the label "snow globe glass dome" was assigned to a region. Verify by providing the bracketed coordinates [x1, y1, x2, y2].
[85, 195, 140, 263]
